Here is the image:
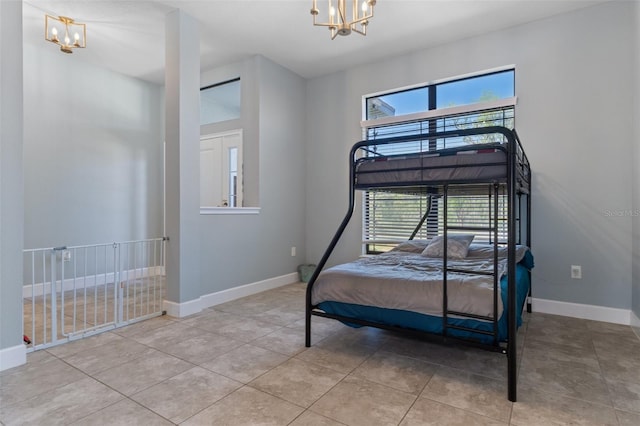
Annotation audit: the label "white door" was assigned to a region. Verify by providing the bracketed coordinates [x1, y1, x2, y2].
[200, 130, 243, 207]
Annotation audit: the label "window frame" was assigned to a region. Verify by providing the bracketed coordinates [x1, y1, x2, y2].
[360, 68, 516, 254]
[200, 77, 241, 126]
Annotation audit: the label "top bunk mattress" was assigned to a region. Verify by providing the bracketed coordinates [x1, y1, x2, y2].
[354, 144, 507, 189]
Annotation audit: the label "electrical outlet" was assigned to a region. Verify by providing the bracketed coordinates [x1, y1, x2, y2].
[571, 265, 581, 279]
[291, 246, 296, 257]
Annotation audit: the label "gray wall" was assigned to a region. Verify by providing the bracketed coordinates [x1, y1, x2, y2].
[0, 0, 24, 353]
[23, 46, 164, 249]
[633, 0, 640, 323]
[164, 9, 202, 305]
[305, 1, 635, 310]
[197, 55, 307, 295]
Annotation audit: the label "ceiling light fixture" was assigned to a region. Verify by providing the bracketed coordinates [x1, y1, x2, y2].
[45, 15, 86, 54]
[311, 0, 376, 40]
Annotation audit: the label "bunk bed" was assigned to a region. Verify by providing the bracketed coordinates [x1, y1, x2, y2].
[304, 126, 531, 402]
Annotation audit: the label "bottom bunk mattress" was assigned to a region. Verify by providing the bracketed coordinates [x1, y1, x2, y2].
[311, 243, 533, 344]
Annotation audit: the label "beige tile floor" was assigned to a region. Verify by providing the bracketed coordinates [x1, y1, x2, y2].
[2, 282, 640, 425]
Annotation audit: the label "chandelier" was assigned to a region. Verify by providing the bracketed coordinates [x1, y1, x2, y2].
[45, 15, 86, 54]
[311, 0, 376, 40]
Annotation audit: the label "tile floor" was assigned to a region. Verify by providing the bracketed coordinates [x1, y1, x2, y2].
[2, 282, 640, 425]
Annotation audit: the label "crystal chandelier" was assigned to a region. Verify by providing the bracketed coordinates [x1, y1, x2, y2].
[45, 15, 86, 54]
[311, 0, 376, 40]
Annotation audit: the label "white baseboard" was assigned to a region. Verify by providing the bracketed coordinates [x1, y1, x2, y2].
[23, 266, 165, 298]
[0, 344, 27, 372]
[532, 298, 631, 325]
[163, 272, 299, 318]
[163, 297, 203, 318]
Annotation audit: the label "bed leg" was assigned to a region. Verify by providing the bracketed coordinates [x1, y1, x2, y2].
[527, 271, 532, 314]
[508, 309, 518, 402]
[508, 347, 517, 402]
[305, 308, 311, 347]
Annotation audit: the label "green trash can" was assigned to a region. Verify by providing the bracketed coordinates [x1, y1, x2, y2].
[298, 264, 317, 283]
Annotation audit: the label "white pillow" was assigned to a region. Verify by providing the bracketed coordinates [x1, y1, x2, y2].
[422, 234, 475, 259]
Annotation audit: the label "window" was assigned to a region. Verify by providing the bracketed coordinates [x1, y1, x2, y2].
[362, 69, 515, 253]
[200, 130, 243, 208]
[200, 78, 241, 125]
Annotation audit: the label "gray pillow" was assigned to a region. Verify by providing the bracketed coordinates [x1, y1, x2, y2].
[422, 234, 475, 259]
[466, 243, 529, 263]
[390, 240, 429, 253]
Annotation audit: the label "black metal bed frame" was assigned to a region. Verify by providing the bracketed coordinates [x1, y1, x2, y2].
[304, 126, 531, 402]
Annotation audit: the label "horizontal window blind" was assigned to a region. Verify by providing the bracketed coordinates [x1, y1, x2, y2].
[364, 191, 437, 253]
[364, 190, 508, 253]
[366, 106, 514, 146]
[438, 190, 508, 244]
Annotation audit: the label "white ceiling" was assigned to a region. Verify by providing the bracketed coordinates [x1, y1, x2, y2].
[23, 0, 608, 85]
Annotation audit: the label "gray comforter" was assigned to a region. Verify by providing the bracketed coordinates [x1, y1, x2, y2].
[312, 245, 527, 320]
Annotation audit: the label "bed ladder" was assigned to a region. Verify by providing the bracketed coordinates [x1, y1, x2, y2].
[409, 195, 436, 240]
[441, 183, 501, 347]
